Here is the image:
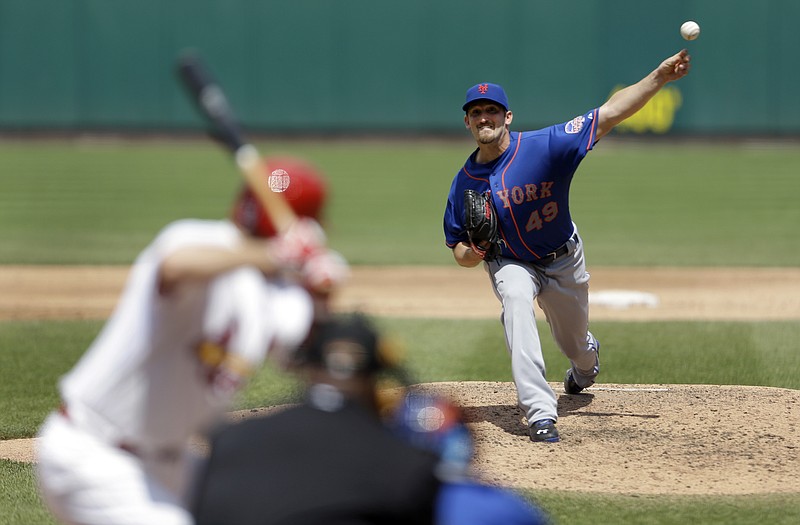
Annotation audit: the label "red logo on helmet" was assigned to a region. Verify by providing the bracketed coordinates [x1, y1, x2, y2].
[478, 84, 489, 94]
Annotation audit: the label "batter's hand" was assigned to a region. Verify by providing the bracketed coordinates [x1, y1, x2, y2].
[271, 217, 327, 267]
[657, 49, 691, 83]
[301, 249, 350, 295]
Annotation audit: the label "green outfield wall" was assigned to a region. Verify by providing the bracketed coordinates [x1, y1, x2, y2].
[1, 0, 798, 135]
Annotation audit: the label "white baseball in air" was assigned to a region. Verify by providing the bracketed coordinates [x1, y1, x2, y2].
[680, 20, 700, 41]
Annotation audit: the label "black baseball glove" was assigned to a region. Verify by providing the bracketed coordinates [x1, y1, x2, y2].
[463, 189, 500, 260]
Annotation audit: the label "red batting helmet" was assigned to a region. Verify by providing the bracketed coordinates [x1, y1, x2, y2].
[231, 156, 327, 238]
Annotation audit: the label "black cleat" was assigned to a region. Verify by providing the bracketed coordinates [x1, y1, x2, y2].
[564, 369, 585, 395]
[565, 334, 600, 394]
[529, 419, 560, 443]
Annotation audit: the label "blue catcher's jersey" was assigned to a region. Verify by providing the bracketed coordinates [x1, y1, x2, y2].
[443, 109, 598, 261]
[435, 481, 549, 525]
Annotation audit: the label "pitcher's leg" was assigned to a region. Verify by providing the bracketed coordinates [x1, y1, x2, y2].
[487, 261, 558, 424]
[538, 244, 599, 389]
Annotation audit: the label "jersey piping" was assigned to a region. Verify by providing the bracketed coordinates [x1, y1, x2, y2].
[500, 132, 541, 259]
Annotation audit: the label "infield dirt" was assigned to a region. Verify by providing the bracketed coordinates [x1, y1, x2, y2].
[1, 265, 799, 495]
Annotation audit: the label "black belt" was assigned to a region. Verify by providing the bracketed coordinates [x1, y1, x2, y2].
[532, 233, 579, 266]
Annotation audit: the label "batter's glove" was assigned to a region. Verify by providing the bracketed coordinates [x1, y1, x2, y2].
[270, 217, 327, 267]
[463, 189, 500, 260]
[300, 248, 350, 295]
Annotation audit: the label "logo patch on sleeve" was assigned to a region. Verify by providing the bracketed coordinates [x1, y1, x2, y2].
[565, 115, 585, 134]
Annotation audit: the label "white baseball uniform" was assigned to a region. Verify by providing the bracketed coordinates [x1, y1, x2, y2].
[35, 219, 314, 525]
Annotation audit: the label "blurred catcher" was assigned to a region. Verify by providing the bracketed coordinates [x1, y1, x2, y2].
[191, 314, 549, 525]
[35, 156, 348, 525]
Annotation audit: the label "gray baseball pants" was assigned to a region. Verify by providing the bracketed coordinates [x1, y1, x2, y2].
[485, 232, 600, 426]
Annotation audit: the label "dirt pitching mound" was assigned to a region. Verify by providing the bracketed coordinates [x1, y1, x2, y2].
[413, 381, 800, 495]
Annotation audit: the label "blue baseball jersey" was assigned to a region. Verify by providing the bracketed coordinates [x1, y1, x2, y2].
[435, 481, 549, 525]
[444, 109, 598, 261]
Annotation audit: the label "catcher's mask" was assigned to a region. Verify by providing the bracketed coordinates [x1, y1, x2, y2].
[231, 156, 327, 238]
[294, 314, 404, 380]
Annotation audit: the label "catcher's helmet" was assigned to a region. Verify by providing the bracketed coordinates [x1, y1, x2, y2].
[231, 156, 327, 237]
[296, 314, 393, 379]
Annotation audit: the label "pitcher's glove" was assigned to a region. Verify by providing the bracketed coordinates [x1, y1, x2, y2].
[463, 189, 500, 260]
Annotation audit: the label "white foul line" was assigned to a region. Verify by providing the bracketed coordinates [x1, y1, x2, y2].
[591, 387, 670, 392]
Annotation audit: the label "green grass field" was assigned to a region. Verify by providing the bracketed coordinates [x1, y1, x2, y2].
[1, 138, 799, 524]
[1, 139, 799, 266]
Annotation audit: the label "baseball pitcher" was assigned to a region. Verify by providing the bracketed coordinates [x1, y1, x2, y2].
[443, 50, 691, 442]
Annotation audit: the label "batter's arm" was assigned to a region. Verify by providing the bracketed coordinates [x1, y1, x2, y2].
[452, 242, 485, 268]
[159, 240, 281, 294]
[595, 49, 691, 140]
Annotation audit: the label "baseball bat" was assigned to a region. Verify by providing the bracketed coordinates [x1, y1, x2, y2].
[176, 51, 295, 233]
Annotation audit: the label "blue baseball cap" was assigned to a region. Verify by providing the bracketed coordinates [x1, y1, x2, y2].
[462, 83, 509, 112]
